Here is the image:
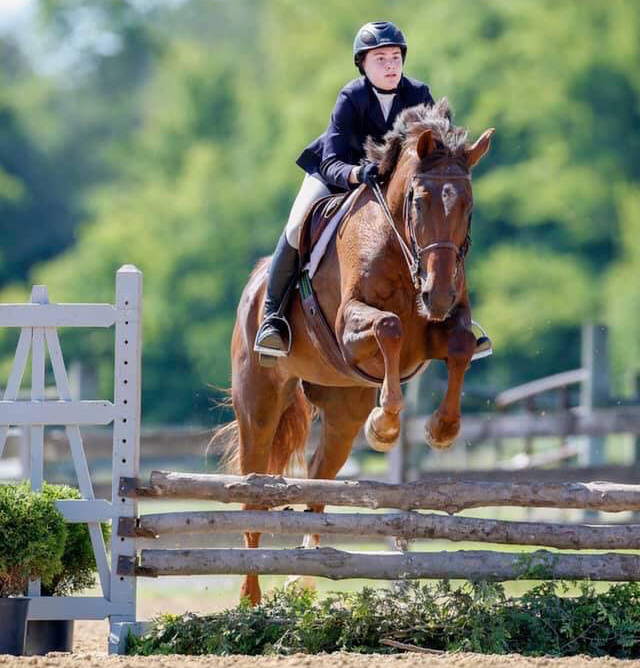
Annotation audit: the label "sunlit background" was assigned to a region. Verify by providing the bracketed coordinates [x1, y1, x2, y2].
[0, 0, 638, 426]
[2, 0, 640, 623]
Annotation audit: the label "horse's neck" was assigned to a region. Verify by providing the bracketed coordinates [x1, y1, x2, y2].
[338, 203, 417, 315]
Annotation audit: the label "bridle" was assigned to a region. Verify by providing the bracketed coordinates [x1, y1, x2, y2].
[370, 160, 472, 290]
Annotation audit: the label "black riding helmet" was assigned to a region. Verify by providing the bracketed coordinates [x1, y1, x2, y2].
[353, 21, 407, 74]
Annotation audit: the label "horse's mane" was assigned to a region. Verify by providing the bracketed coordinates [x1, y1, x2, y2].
[365, 97, 469, 178]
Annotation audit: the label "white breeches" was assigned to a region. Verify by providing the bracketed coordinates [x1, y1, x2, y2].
[285, 173, 332, 248]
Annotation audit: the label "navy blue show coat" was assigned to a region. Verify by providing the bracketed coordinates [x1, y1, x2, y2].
[296, 75, 434, 192]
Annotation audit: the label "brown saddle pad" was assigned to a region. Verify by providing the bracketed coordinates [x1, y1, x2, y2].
[298, 192, 350, 262]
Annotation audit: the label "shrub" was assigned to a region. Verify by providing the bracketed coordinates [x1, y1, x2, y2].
[0, 482, 67, 597]
[40, 483, 111, 596]
[127, 580, 640, 658]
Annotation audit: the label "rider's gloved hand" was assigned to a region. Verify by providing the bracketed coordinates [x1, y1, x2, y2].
[356, 163, 380, 188]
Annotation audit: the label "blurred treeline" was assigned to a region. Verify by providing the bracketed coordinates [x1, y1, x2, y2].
[0, 0, 638, 424]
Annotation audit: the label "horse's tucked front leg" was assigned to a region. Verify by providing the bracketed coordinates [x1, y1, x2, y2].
[339, 300, 403, 452]
[426, 325, 476, 449]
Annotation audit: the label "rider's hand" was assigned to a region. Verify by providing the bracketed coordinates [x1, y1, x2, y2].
[357, 163, 380, 188]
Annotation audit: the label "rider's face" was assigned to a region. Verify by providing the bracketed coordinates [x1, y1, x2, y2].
[362, 46, 403, 90]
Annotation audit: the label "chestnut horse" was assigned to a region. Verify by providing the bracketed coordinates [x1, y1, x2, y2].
[224, 98, 494, 604]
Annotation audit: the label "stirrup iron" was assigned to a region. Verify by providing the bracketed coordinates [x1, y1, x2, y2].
[253, 315, 293, 358]
[471, 320, 493, 361]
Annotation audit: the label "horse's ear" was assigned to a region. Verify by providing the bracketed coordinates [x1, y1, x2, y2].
[416, 130, 436, 159]
[467, 128, 495, 168]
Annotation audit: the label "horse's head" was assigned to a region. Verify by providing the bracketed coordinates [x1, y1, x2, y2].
[366, 98, 494, 321]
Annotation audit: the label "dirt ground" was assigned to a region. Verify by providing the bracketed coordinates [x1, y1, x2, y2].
[0, 618, 638, 668]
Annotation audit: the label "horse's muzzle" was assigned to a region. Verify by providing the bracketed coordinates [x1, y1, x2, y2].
[422, 289, 457, 321]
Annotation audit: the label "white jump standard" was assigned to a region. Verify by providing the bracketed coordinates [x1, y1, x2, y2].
[0, 266, 143, 654]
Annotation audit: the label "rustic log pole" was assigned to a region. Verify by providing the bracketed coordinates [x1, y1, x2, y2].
[134, 547, 640, 581]
[126, 471, 640, 514]
[130, 509, 640, 550]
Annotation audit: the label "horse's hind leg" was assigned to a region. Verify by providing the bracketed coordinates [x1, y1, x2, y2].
[286, 384, 376, 591]
[233, 350, 304, 604]
[305, 384, 377, 484]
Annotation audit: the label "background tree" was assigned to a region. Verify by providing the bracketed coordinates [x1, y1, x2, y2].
[0, 0, 638, 422]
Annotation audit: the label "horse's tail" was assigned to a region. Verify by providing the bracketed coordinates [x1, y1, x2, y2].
[208, 391, 241, 472]
[214, 382, 313, 478]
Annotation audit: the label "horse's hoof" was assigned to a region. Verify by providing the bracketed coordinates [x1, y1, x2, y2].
[425, 413, 459, 450]
[365, 407, 399, 452]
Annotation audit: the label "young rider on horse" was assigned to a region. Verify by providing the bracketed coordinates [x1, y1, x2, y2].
[254, 20, 492, 361]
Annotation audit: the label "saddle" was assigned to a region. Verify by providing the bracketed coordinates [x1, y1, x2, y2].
[295, 187, 427, 387]
[297, 191, 350, 264]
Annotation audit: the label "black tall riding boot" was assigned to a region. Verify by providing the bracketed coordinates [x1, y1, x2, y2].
[254, 231, 299, 359]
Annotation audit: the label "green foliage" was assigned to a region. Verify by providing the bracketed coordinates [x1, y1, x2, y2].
[2, 0, 640, 420]
[0, 482, 66, 597]
[606, 186, 640, 391]
[40, 484, 111, 597]
[474, 246, 593, 348]
[127, 580, 640, 658]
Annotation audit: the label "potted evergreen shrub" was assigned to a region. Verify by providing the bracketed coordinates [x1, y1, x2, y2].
[0, 482, 66, 655]
[24, 483, 111, 656]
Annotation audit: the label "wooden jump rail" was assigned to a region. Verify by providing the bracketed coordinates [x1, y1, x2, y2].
[119, 548, 640, 582]
[116, 471, 640, 582]
[120, 471, 640, 513]
[118, 508, 640, 550]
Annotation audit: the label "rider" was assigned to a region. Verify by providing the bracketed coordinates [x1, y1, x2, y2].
[254, 20, 492, 361]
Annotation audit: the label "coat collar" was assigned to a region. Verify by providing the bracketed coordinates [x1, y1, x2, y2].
[364, 75, 407, 131]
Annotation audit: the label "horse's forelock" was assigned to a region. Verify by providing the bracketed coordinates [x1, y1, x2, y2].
[364, 97, 469, 178]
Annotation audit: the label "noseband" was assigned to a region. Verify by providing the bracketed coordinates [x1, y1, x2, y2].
[370, 162, 472, 290]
